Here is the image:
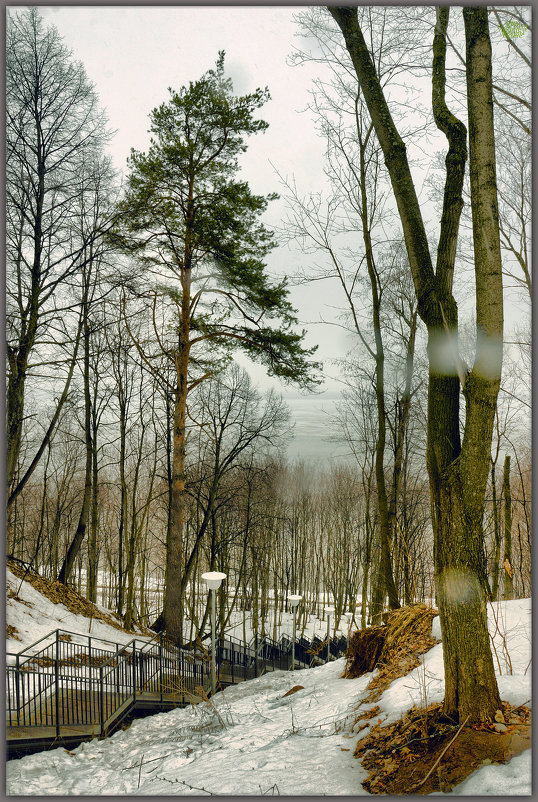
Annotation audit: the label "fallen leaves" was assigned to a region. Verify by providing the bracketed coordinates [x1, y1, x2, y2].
[352, 700, 532, 795]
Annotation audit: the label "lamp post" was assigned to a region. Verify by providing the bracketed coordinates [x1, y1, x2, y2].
[324, 606, 335, 663]
[287, 595, 302, 670]
[202, 571, 227, 696]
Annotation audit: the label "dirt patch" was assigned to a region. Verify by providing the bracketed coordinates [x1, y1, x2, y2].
[343, 626, 385, 677]
[343, 604, 439, 702]
[6, 623, 21, 641]
[7, 558, 154, 636]
[355, 700, 531, 795]
[282, 685, 304, 698]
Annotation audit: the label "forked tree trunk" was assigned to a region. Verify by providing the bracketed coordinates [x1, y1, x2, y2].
[330, 5, 502, 722]
[436, 8, 503, 721]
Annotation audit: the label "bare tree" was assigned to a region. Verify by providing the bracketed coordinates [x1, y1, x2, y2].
[6, 8, 111, 510]
[328, 6, 505, 722]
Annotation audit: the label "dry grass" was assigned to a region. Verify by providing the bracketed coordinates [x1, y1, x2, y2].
[6, 623, 21, 641]
[7, 558, 154, 636]
[343, 603, 439, 701]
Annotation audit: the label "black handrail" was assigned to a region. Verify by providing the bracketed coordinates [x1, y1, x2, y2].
[7, 627, 348, 740]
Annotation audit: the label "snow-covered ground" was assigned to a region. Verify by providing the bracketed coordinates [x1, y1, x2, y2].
[6, 568, 532, 795]
[6, 568, 153, 661]
[7, 566, 355, 656]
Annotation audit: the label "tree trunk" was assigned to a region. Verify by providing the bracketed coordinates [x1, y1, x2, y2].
[490, 460, 501, 600]
[434, 7, 504, 721]
[330, 5, 502, 722]
[502, 455, 513, 600]
[164, 247, 191, 638]
[58, 281, 92, 585]
[117, 384, 127, 618]
[87, 405, 99, 603]
[6, 159, 44, 498]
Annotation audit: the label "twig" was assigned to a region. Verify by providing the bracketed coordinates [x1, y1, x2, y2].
[152, 776, 213, 794]
[122, 753, 170, 771]
[259, 783, 281, 795]
[411, 715, 470, 791]
[138, 753, 144, 790]
[512, 699, 530, 710]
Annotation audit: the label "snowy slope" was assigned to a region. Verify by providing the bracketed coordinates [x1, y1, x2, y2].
[5, 569, 532, 795]
[6, 567, 153, 660]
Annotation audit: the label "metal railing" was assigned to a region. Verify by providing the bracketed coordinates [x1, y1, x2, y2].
[7, 627, 347, 741]
[6, 630, 209, 737]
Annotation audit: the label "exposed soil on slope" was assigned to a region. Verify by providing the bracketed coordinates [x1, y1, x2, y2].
[343, 603, 439, 700]
[355, 700, 531, 795]
[344, 605, 531, 794]
[7, 558, 154, 636]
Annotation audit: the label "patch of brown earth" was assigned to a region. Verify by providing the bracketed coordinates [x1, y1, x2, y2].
[7, 558, 154, 636]
[344, 604, 440, 702]
[282, 685, 304, 698]
[6, 623, 20, 641]
[355, 700, 531, 795]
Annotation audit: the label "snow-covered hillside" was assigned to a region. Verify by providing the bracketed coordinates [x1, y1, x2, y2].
[5, 567, 532, 795]
[6, 566, 153, 660]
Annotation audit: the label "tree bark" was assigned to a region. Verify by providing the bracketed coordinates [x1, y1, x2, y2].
[329, 5, 502, 722]
[490, 460, 501, 600]
[58, 282, 93, 585]
[502, 455, 513, 600]
[87, 402, 100, 603]
[163, 241, 192, 639]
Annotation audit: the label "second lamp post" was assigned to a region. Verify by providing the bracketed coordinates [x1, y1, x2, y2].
[201, 571, 227, 696]
[287, 594, 302, 670]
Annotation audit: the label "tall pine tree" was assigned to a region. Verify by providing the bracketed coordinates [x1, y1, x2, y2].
[114, 53, 319, 639]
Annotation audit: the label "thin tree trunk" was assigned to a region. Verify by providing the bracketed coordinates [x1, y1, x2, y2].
[502, 455, 513, 600]
[87, 404, 99, 603]
[58, 277, 93, 585]
[117, 384, 127, 617]
[490, 460, 501, 600]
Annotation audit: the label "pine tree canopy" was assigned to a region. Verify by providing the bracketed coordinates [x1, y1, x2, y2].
[114, 52, 320, 389]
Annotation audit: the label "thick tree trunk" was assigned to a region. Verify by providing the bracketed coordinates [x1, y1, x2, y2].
[329, 5, 502, 723]
[164, 381, 187, 640]
[436, 455, 500, 720]
[163, 255, 192, 639]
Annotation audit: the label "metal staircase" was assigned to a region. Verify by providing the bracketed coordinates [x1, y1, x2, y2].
[6, 627, 348, 757]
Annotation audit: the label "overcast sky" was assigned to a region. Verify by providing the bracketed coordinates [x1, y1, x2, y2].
[34, 5, 358, 462]
[29, 6, 530, 463]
